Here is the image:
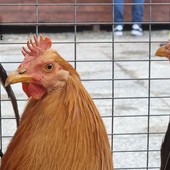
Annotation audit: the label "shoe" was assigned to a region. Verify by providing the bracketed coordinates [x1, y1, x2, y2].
[114, 25, 123, 36]
[131, 24, 143, 36]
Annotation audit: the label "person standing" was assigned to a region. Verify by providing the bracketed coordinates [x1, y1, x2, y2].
[114, 0, 144, 36]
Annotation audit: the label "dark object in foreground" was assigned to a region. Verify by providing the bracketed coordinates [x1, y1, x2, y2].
[0, 150, 3, 158]
[0, 63, 20, 127]
[161, 122, 170, 170]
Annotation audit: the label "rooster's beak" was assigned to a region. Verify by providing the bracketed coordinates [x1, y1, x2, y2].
[5, 69, 34, 87]
[155, 43, 170, 59]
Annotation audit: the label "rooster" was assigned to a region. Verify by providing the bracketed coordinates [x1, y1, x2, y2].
[1, 35, 114, 170]
[155, 43, 170, 170]
[155, 42, 170, 59]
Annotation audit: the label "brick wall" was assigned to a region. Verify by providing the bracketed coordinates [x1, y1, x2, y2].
[0, 0, 169, 24]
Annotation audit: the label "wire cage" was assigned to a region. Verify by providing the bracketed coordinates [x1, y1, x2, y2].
[0, 0, 170, 169]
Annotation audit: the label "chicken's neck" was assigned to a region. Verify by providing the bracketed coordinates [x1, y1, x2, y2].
[63, 75, 99, 130]
[21, 74, 102, 134]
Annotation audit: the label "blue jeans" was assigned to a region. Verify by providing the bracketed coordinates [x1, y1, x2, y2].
[114, 0, 144, 27]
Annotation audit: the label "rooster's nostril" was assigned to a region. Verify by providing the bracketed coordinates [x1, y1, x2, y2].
[18, 68, 27, 74]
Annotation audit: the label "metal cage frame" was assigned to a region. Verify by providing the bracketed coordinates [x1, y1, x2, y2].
[0, 1, 170, 169]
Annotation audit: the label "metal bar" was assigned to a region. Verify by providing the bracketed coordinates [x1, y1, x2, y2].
[146, 1, 152, 168]
[0, 2, 169, 6]
[111, 15, 115, 154]
[0, 21, 170, 25]
[35, 0, 39, 37]
[74, 0, 77, 70]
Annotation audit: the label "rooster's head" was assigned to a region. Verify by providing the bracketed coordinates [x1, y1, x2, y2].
[6, 35, 79, 100]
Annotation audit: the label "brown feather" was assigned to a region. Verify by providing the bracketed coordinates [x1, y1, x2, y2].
[1, 74, 113, 170]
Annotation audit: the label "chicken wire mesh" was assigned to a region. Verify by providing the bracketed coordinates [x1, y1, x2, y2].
[0, 0, 170, 169]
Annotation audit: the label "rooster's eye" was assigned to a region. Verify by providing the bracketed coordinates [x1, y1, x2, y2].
[44, 63, 54, 72]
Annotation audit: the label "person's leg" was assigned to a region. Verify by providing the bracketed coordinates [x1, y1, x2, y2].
[114, 0, 124, 26]
[132, 0, 144, 26]
[131, 0, 144, 36]
[114, 0, 124, 36]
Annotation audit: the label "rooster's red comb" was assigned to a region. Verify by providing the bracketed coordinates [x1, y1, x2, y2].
[22, 35, 52, 57]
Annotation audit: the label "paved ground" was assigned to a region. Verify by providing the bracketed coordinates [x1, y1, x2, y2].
[1, 30, 170, 169]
